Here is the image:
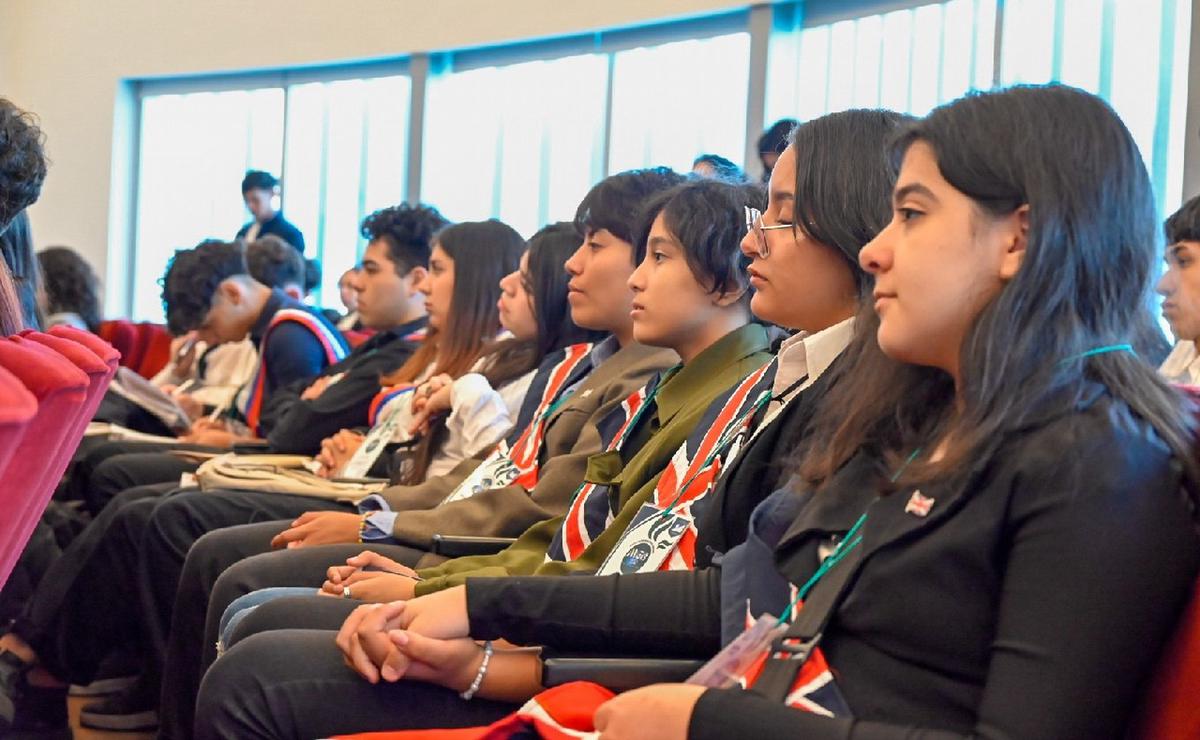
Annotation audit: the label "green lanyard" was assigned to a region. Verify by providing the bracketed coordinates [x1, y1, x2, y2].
[778, 447, 922, 623]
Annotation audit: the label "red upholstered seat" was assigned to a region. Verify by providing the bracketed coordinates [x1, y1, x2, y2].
[0, 364, 37, 486]
[98, 319, 139, 369]
[1131, 384, 1200, 738]
[0, 339, 90, 588]
[49, 323, 121, 371]
[134, 322, 172, 378]
[1135, 575, 1200, 739]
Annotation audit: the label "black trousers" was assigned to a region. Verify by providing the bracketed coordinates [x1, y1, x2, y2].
[160, 519, 430, 740]
[11, 483, 174, 684]
[69, 442, 212, 515]
[134, 490, 357, 738]
[195, 629, 517, 740]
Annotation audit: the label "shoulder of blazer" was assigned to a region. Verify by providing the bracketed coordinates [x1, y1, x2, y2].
[553, 344, 678, 420]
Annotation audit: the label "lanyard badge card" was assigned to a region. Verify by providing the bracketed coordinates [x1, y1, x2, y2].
[341, 390, 413, 479]
[595, 503, 693, 575]
[441, 445, 521, 505]
[686, 613, 787, 689]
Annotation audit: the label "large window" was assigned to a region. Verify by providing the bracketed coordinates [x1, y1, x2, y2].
[133, 88, 283, 321]
[421, 55, 608, 238]
[765, 0, 996, 124]
[765, 0, 1190, 216]
[283, 75, 411, 302]
[132, 72, 409, 321]
[608, 33, 751, 174]
[999, 0, 1192, 216]
[127, 2, 1194, 321]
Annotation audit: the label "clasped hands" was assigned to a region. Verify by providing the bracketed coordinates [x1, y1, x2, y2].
[329, 573, 703, 739]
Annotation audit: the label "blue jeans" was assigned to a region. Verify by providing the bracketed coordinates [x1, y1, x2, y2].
[216, 586, 319, 655]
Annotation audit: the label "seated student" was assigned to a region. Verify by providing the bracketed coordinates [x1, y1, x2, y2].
[36, 245, 103, 333]
[0, 205, 443, 734]
[86, 235, 299, 441]
[236, 169, 305, 252]
[193, 176, 778, 737]
[67, 236, 348, 513]
[291, 85, 1200, 740]
[76, 235, 308, 508]
[1159, 194, 1200, 384]
[192, 107, 907, 737]
[155, 171, 683, 739]
[338, 266, 363, 330]
[313, 219, 528, 485]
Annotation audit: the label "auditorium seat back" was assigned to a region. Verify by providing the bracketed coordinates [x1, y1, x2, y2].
[0, 364, 37, 488]
[0, 339, 90, 588]
[49, 323, 121, 371]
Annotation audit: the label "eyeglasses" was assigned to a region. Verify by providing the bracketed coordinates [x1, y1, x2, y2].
[744, 206, 793, 259]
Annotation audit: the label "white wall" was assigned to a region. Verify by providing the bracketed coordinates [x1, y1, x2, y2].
[0, 0, 748, 315]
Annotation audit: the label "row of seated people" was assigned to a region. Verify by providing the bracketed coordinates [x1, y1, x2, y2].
[2, 84, 1200, 739]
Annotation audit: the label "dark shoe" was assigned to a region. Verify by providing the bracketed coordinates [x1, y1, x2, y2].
[68, 649, 139, 697]
[78, 680, 158, 732]
[0, 651, 71, 739]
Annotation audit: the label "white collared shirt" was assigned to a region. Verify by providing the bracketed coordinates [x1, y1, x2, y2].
[1160, 341, 1200, 385]
[772, 316, 856, 399]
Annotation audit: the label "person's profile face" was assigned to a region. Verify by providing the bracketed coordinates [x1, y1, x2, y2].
[1158, 241, 1200, 343]
[355, 241, 414, 330]
[195, 286, 247, 345]
[243, 188, 276, 222]
[563, 229, 636, 333]
[859, 140, 1023, 375]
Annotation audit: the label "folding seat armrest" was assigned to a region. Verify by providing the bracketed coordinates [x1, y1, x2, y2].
[430, 534, 517, 557]
[541, 657, 706, 692]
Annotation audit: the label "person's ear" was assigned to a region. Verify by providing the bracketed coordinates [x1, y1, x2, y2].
[713, 285, 748, 308]
[405, 266, 429, 296]
[998, 204, 1029, 281]
[219, 280, 242, 306]
[283, 284, 304, 301]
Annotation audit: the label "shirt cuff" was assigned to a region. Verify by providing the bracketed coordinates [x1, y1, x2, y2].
[356, 495, 397, 542]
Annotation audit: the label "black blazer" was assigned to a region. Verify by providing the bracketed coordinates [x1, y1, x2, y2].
[237, 212, 306, 253]
[466, 384, 1200, 739]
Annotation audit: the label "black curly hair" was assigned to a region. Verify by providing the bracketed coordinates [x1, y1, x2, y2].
[0, 99, 48, 233]
[244, 234, 304, 291]
[360, 203, 450, 274]
[159, 240, 249, 335]
[37, 246, 102, 332]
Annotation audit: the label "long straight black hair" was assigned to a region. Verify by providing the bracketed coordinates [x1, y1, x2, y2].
[799, 85, 1199, 507]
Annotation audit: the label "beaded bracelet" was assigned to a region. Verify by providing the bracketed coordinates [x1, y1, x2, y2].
[357, 513, 370, 544]
[460, 641, 494, 701]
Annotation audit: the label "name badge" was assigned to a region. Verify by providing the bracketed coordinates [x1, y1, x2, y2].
[686, 613, 786, 689]
[595, 503, 693, 576]
[440, 447, 520, 505]
[341, 394, 411, 479]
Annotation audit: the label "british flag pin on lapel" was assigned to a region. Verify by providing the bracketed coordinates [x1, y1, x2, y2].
[904, 490, 935, 517]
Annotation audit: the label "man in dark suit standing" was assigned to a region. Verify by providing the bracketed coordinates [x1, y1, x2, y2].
[236, 170, 305, 253]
